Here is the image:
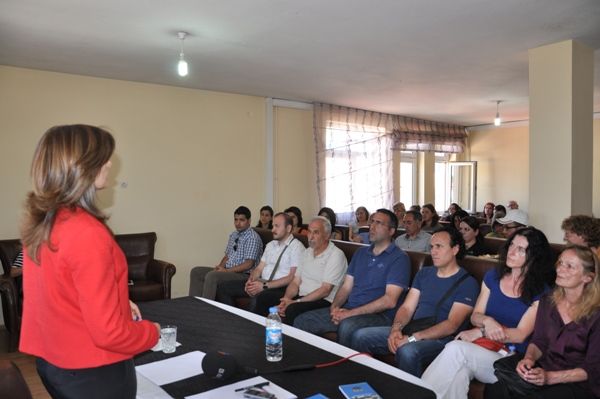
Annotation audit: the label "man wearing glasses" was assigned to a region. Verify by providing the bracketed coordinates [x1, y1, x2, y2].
[189, 206, 263, 300]
[497, 209, 529, 238]
[294, 209, 411, 348]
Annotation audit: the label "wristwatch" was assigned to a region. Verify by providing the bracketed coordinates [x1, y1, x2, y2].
[262, 282, 268, 290]
[407, 335, 417, 343]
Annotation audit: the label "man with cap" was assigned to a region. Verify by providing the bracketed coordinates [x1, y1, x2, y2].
[496, 209, 528, 238]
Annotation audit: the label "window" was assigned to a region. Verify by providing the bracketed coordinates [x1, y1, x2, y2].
[399, 151, 416, 206]
[324, 123, 392, 213]
[434, 152, 450, 211]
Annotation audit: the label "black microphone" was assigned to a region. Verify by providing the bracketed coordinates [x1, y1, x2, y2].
[201, 351, 259, 380]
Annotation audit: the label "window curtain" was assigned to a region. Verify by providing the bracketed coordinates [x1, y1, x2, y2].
[313, 103, 466, 212]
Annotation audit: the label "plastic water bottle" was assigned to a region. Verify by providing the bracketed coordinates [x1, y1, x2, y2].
[266, 306, 283, 362]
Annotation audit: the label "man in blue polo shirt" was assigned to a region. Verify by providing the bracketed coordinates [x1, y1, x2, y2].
[294, 209, 411, 347]
[351, 227, 479, 377]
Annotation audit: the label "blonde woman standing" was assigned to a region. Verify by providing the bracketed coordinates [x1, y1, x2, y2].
[20, 125, 160, 398]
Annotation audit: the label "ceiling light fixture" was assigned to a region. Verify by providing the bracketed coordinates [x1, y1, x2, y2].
[494, 100, 502, 126]
[177, 31, 189, 77]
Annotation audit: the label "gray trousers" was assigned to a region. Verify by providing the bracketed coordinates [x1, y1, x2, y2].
[188, 266, 248, 300]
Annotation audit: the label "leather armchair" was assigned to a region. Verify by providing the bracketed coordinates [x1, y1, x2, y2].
[114, 232, 176, 302]
[0, 239, 23, 352]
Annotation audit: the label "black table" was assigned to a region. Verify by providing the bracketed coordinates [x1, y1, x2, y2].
[136, 297, 434, 399]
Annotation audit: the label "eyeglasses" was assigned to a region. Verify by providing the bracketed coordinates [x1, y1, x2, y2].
[233, 237, 239, 251]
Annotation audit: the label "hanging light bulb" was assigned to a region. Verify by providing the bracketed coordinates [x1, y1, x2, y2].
[494, 100, 502, 126]
[177, 31, 189, 77]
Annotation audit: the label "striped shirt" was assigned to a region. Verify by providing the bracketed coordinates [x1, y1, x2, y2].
[224, 228, 263, 270]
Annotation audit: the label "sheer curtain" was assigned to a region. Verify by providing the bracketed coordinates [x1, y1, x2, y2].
[313, 103, 466, 215]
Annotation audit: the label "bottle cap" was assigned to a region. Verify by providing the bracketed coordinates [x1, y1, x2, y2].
[269, 306, 278, 314]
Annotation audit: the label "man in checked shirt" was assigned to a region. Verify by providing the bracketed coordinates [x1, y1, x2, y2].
[189, 206, 263, 300]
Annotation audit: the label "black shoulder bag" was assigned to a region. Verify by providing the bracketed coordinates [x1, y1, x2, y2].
[402, 272, 470, 335]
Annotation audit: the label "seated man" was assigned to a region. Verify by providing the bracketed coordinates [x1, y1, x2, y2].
[188, 206, 263, 300]
[294, 209, 411, 348]
[395, 210, 431, 253]
[277, 216, 348, 325]
[216, 212, 304, 316]
[351, 228, 479, 377]
[497, 209, 529, 238]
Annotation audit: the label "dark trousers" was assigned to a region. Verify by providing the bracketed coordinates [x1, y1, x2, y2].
[254, 287, 287, 316]
[216, 279, 286, 316]
[215, 278, 250, 307]
[282, 298, 330, 325]
[36, 357, 136, 399]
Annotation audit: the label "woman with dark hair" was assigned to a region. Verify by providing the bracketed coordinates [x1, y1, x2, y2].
[495, 204, 507, 218]
[284, 206, 308, 235]
[443, 202, 462, 221]
[318, 207, 342, 240]
[450, 209, 469, 232]
[484, 202, 496, 224]
[355, 206, 370, 226]
[256, 205, 274, 229]
[460, 216, 486, 256]
[423, 227, 555, 399]
[348, 206, 370, 242]
[20, 125, 159, 398]
[486, 245, 600, 399]
[421, 203, 442, 233]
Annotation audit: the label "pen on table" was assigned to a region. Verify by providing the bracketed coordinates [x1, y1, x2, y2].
[234, 382, 270, 392]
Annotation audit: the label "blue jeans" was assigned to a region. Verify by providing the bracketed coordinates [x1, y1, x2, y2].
[293, 307, 391, 347]
[352, 326, 452, 377]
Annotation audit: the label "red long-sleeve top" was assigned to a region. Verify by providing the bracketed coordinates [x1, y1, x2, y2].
[20, 207, 159, 368]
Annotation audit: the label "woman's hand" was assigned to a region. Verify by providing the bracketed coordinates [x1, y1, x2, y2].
[482, 317, 506, 341]
[518, 365, 547, 386]
[517, 357, 547, 385]
[129, 300, 142, 321]
[455, 327, 483, 342]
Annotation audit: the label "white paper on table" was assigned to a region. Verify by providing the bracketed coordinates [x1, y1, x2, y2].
[151, 339, 183, 352]
[135, 372, 173, 399]
[136, 351, 205, 386]
[185, 376, 297, 399]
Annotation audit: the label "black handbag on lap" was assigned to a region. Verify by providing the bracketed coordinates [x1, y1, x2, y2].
[493, 353, 540, 397]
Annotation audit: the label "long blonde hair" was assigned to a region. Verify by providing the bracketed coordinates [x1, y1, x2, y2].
[552, 244, 600, 322]
[21, 125, 115, 262]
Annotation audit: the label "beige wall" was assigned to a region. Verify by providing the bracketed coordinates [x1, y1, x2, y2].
[273, 106, 318, 218]
[469, 118, 600, 223]
[0, 66, 276, 298]
[468, 125, 530, 212]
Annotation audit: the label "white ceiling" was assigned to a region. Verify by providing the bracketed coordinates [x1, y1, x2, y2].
[1, 0, 599, 126]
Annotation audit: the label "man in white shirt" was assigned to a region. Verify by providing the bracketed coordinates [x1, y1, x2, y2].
[216, 212, 305, 315]
[276, 216, 348, 325]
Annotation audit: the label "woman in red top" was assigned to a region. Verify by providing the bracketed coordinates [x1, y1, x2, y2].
[20, 125, 160, 399]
